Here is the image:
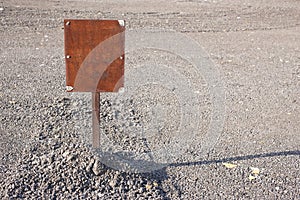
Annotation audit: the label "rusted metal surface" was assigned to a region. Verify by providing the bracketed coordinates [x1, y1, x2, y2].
[64, 19, 125, 148]
[92, 92, 100, 148]
[64, 19, 125, 92]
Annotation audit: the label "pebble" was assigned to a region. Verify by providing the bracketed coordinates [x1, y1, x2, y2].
[66, 155, 74, 162]
[93, 161, 105, 176]
[32, 158, 40, 165]
[138, 187, 145, 193]
[62, 150, 70, 157]
[40, 155, 48, 165]
[109, 179, 117, 188]
[145, 183, 152, 190]
[86, 159, 95, 173]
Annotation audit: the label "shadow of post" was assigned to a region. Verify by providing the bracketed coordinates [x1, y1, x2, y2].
[139, 150, 300, 199]
[169, 150, 300, 167]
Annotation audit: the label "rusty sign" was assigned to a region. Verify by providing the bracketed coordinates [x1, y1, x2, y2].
[64, 19, 125, 148]
[64, 19, 125, 92]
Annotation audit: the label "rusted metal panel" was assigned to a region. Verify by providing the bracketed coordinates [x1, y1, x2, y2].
[64, 19, 125, 92]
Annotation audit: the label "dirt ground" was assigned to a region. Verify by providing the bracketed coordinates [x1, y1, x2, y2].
[0, 0, 299, 199]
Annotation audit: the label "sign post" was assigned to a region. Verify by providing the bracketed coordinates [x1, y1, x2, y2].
[92, 92, 100, 148]
[64, 19, 125, 148]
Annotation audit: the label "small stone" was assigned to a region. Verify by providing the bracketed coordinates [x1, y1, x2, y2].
[86, 159, 94, 172]
[62, 150, 69, 157]
[222, 162, 237, 169]
[95, 181, 100, 188]
[48, 154, 54, 163]
[127, 180, 134, 186]
[66, 155, 74, 162]
[250, 167, 260, 175]
[67, 186, 73, 192]
[0, 8, 4, 11]
[97, 193, 105, 198]
[32, 158, 40, 165]
[145, 183, 152, 190]
[109, 179, 117, 188]
[9, 100, 16, 104]
[92, 160, 104, 176]
[248, 174, 257, 181]
[138, 187, 144, 193]
[40, 155, 48, 165]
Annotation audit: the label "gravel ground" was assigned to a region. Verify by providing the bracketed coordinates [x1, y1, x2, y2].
[0, 0, 299, 199]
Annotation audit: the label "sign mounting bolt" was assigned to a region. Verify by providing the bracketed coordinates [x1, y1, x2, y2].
[118, 20, 125, 26]
[66, 86, 73, 92]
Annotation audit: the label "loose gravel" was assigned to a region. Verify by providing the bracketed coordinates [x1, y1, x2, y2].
[1, 0, 299, 199]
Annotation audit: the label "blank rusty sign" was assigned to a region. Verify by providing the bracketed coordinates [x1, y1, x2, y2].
[64, 19, 125, 92]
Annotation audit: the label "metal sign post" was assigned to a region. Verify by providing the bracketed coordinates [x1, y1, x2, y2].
[92, 92, 100, 148]
[64, 19, 125, 148]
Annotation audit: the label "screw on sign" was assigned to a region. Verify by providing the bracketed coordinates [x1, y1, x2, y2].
[64, 19, 125, 148]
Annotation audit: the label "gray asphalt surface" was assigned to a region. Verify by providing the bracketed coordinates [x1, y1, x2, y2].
[0, 0, 299, 199]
